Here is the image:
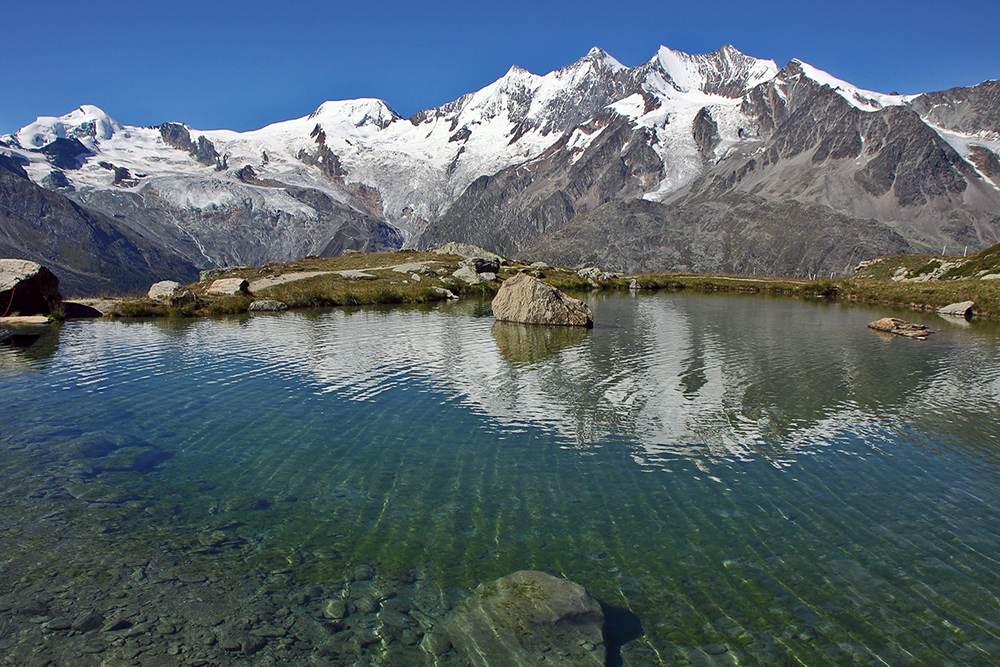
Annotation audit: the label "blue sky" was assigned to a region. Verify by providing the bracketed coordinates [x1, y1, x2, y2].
[3, 0, 997, 136]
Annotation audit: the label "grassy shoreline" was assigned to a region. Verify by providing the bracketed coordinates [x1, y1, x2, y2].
[57, 247, 1000, 322]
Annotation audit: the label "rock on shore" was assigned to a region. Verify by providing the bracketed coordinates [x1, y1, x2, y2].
[492, 273, 593, 327]
[0, 259, 62, 316]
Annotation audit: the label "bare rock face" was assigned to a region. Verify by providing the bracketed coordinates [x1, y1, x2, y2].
[441, 571, 605, 667]
[492, 273, 593, 327]
[206, 278, 249, 296]
[147, 280, 195, 306]
[0, 259, 62, 316]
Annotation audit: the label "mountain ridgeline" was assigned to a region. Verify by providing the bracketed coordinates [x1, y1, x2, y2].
[2, 45, 998, 293]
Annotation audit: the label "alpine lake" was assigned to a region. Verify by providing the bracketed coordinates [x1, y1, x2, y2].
[2, 291, 1000, 666]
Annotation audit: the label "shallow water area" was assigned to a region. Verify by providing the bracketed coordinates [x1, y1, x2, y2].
[2, 292, 1000, 665]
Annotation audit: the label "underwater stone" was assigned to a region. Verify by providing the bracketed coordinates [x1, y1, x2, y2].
[442, 570, 605, 667]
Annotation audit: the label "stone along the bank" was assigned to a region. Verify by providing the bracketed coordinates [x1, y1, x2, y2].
[0, 259, 62, 315]
[441, 570, 606, 667]
[491, 273, 593, 327]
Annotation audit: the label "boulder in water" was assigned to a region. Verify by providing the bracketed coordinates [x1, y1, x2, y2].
[492, 273, 593, 327]
[937, 300, 974, 320]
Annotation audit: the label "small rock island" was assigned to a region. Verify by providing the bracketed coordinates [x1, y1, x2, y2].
[492, 273, 594, 327]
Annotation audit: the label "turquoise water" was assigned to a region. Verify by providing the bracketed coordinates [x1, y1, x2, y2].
[2, 292, 1000, 665]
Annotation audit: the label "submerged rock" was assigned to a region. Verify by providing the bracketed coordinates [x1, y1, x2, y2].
[442, 570, 605, 667]
[868, 317, 932, 340]
[492, 273, 593, 327]
[0, 259, 62, 316]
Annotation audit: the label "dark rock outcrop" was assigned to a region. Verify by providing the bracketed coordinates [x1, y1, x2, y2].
[0, 259, 62, 315]
[158, 123, 224, 169]
[442, 571, 605, 667]
[492, 273, 593, 327]
[34, 138, 92, 171]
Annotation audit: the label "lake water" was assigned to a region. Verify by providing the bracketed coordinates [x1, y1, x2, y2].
[2, 292, 1000, 666]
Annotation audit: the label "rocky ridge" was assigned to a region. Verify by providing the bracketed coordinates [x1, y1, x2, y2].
[2, 46, 999, 292]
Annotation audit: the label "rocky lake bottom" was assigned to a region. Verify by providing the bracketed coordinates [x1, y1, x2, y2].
[2, 292, 1000, 666]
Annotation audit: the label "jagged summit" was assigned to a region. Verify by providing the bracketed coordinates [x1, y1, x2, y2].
[649, 44, 778, 98]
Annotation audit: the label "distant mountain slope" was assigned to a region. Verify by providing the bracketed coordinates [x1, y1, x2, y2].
[0, 155, 198, 296]
[2, 44, 998, 285]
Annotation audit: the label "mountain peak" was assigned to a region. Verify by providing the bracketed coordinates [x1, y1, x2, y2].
[16, 105, 122, 148]
[579, 46, 627, 73]
[308, 98, 399, 130]
[651, 44, 777, 98]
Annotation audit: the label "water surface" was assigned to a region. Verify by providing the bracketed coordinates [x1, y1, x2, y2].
[2, 292, 1000, 665]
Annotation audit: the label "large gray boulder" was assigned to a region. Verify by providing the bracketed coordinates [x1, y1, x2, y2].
[147, 280, 196, 306]
[441, 571, 605, 667]
[0, 259, 62, 316]
[492, 273, 593, 327]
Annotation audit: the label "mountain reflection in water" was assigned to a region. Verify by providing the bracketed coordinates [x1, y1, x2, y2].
[2, 292, 1000, 666]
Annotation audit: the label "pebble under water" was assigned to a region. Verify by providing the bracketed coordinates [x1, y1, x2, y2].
[2, 292, 1000, 666]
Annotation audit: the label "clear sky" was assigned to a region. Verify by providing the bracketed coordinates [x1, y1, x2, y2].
[2, 0, 997, 136]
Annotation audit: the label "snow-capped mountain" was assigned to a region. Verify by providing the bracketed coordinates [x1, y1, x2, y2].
[2, 44, 999, 292]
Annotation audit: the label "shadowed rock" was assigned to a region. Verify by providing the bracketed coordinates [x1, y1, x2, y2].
[492, 273, 593, 327]
[0, 259, 62, 316]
